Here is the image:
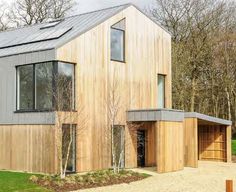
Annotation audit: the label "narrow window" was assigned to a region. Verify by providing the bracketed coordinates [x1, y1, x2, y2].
[55, 62, 75, 111]
[111, 125, 125, 168]
[158, 74, 165, 108]
[111, 19, 125, 62]
[62, 124, 76, 173]
[17, 65, 34, 110]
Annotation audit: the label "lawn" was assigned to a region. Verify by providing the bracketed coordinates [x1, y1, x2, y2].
[0, 171, 50, 192]
[232, 140, 236, 156]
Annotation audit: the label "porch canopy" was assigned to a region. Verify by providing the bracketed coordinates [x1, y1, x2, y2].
[127, 108, 184, 122]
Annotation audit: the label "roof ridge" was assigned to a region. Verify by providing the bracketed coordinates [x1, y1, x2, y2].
[0, 3, 132, 35]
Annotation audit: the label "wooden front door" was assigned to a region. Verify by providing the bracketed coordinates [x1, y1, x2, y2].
[198, 125, 226, 162]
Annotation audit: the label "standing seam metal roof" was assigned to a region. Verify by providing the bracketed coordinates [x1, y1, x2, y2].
[0, 4, 171, 58]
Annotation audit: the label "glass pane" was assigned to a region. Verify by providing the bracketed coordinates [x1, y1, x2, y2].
[35, 63, 53, 110]
[62, 124, 76, 172]
[17, 65, 34, 110]
[158, 75, 165, 108]
[111, 29, 124, 61]
[56, 62, 74, 111]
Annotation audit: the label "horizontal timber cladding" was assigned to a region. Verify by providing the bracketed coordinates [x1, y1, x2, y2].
[0, 124, 56, 174]
[156, 121, 184, 173]
[198, 125, 227, 162]
[184, 118, 198, 168]
[56, 6, 172, 172]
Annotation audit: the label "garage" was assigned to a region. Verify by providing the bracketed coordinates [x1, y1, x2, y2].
[198, 125, 226, 162]
[184, 112, 232, 168]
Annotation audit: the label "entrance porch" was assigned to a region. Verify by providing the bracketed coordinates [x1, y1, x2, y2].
[126, 109, 232, 174]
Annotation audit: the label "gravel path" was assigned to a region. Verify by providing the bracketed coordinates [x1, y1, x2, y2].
[77, 161, 236, 192]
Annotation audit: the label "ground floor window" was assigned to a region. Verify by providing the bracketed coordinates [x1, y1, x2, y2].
[62, 124, 76, 173]
[112, 125, 125, 168]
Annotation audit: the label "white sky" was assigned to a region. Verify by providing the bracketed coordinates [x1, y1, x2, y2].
[1, 0, 156, 14]
[77, 0, 155, 14]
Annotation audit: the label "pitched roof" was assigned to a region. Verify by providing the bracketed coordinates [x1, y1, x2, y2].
[0, 4, 170, 58]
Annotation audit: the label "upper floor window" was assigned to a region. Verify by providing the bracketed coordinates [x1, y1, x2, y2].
[111, 19, 125, 62]
[16, 61, 75, 112]
[158, 74, 165, 108]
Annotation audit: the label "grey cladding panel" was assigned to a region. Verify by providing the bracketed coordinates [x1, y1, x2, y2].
[127, 109, 184, 122]
[0, 50, 56, 124]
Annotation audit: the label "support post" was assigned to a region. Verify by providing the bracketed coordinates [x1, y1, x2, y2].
[226, 180, 233, 192]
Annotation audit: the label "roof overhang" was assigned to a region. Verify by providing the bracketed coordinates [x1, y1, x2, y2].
[127, 109, 232, 126]
[185, 112, 232, 126]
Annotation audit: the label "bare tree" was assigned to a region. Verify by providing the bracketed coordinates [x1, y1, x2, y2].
[51, 69, 85, 179]
[105, 68, 144, 173]
[0, 4, 9, 31]
[8, 0, 76, 27]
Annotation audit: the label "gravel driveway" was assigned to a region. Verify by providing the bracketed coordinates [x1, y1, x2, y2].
[78, 161, 236, 192]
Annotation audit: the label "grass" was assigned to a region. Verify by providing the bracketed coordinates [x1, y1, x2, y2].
[0, 171, 50, 192]
[232, 140, 236, 155]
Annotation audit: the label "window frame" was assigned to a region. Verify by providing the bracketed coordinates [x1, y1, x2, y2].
[15, 60, 76, 113]
[157, 74, 166, 109]
[110, 27, 126, 63]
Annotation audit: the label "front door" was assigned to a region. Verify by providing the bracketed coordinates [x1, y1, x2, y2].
[137, 130, 146, 167]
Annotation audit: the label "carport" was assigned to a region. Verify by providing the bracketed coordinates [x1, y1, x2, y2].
[184, 112, 232, 168]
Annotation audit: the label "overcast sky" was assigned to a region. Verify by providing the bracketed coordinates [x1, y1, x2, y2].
[77, 0, 155, 14]
[2, 0, 156, 14]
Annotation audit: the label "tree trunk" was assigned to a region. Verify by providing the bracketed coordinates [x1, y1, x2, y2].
[225, 87, 231, 121]
[190, 78, 196, 112]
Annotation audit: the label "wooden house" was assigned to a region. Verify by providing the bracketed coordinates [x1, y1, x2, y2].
[0, 4, 232, 174]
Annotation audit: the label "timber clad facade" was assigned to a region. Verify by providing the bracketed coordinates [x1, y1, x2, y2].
[0, 4, 232, 174]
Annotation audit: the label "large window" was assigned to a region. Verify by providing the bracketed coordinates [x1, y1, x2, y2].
[16, 61, 75, 111]
[158, 74, 165, 108]
[111, 19, 125, 62]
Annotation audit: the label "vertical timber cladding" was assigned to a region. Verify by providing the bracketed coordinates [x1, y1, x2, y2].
[0, 125, 56, 174]
[156, 121, 184, 173]
[125, 122, 156, 168]
[184, 118, 198, 168]
[198, 124, 227, 162]
[56, 6, 172, 172]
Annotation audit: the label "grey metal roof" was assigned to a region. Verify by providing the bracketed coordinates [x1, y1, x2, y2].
[185, 112, 232, 126]
[0, 4, 171, 58]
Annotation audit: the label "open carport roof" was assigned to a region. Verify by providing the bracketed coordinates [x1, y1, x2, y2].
[185, 112, 232, 126]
